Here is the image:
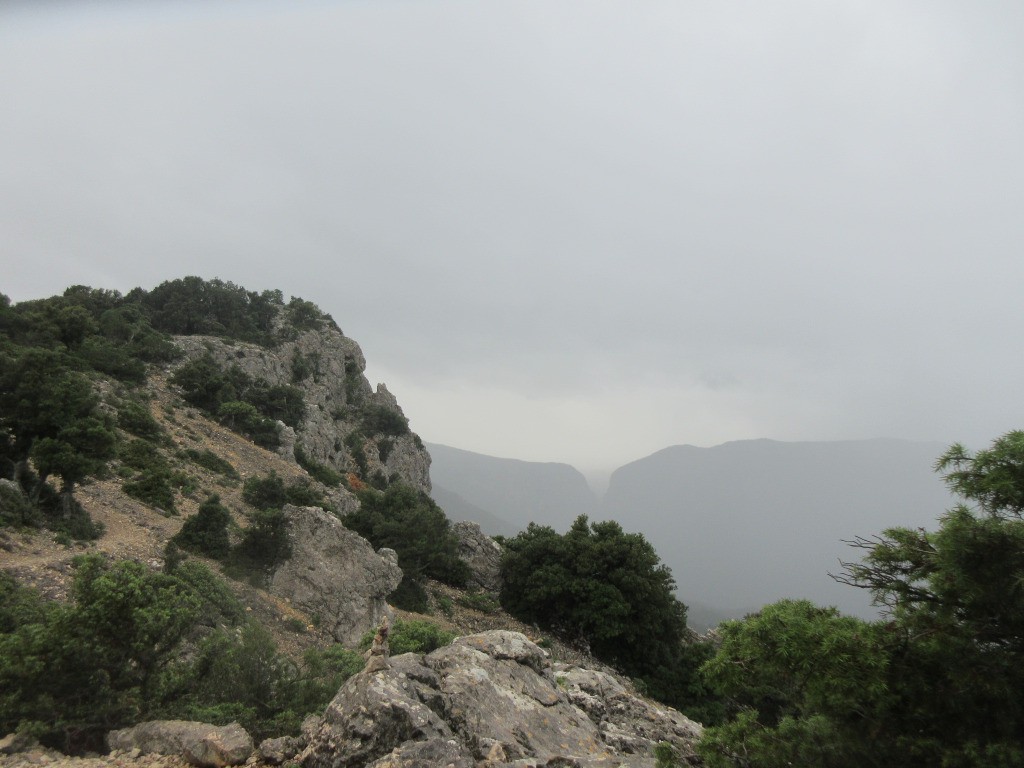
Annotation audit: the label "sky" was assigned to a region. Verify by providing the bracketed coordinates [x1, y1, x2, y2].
[2, 0, 1023, 474]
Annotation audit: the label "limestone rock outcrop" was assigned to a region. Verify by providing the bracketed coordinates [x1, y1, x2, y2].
[107, 720, 253, 767]
[269, 504, 403, 646]
[171, 317, 431, 493]
[451, 520, 503, 593]
[300, 630, 702, 768]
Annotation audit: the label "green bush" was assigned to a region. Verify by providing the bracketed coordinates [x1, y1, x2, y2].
[501, 516, 713, 717]
[344, 484, 468, 610]
[117, 400, 165, 441]
[184, 448, 239, 479]
[242, 472, 324, 512]
[457, 590, 500, 614]
[359, 618, 455, 656]
[123, 470, 176, 512]
[360, 405, 409, 437]
[173, 494, 232, 559]
[229, 508, 291, 581]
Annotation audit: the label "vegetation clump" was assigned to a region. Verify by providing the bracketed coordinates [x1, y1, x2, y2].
[697, 431, 1024, 767]
[500, 515, 718, 721]
[343, 483, 469, 612]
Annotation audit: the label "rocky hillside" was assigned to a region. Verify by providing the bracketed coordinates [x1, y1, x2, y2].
[0, 280, 708, 767]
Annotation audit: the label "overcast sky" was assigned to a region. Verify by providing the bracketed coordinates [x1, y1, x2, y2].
[2, 0, 1023, 474]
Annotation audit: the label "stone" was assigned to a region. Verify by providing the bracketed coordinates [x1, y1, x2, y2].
[0, 732, 38, 755]
[269, 504, 403, 646]
[107, 720, 253, 767]
[299, 630, 703, 768]
[452, 521, 503, 593]
[300, 654, 454, 768]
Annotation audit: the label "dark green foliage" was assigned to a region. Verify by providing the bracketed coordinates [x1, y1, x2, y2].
[229, 509, 292, 581]
[360, 405, 409, 437]
[216, 401, 281, 449]
[457, 590, 500, 613]
[119, 439, 179, 513]
[344, 484, 469, 610]
[700, 432, 1024, 767]
[184, 448, 239, 479]
[0, 552, 358, 752]
[285, 297, 326, 331]
[501, 516, 712, 716]
[170, 353, 304, 448]
[0, 481, 39, 528]
[294, 444, 343, 486]
[0, 349, 115, 536]
[173, 494, 232, 559]
[140, 277, 283, 345]
[290, 349, 321, 383]
[123, 470, 177, 512]
[0, 555, 202, 752]
[242, 472, 289, 510]
[164, 559, 246, 626]
[358, 618, 456, 655]
[242, 471, 324, 512]
[698, 601, 888, 768]
[116, 399, 165, 441]
[345, 431, 369, 476]
[170, 627, 362, 741]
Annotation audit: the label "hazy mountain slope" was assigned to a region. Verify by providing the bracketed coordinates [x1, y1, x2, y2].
[425, 443, 598, 535]
[602, 438, 956, 619]
[429, 484, 519, 537]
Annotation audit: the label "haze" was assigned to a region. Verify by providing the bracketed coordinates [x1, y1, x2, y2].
[3, 1, 1023, 472]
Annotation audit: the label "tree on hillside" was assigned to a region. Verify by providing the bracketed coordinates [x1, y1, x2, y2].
[699, 432, 1024, 767]
[500, 516, 714, 716]
[0, 350, 115, 522]
[343, 483, 468, 612]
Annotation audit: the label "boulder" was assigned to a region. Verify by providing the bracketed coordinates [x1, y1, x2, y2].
[300, 630, 703, 768]
[269, 504, 403, 646]
[107, 720, 252, 767]
[451, 521, 503, 592]
[554, 665, 703, 756]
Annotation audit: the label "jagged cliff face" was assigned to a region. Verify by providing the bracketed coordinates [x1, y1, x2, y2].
[171, 317, 431, 494]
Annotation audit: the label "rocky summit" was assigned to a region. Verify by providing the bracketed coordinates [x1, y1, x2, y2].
[297, 630, 702, 768]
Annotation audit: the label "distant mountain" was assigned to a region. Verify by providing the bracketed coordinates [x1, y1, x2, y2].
[602, 438, 956, 620]
[425, 443, 598, 535]
[429, 484, 519, 538]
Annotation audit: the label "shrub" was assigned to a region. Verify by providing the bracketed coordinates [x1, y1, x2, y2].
[116, 400, 165, 441]
[359, 618, 455, 656]
[501, 516, 712, 716]
[343, 484, 468, 610]
[229, 508, 292, 581]
[184, 449, 239, 479]
[123, 470, 176, 512]
[360, 405, 409, 437]
[457, 590, 500, 614]
[242, 472, 324, 512]
[173, 494, 232, 559]
[294, 445, 342, 487]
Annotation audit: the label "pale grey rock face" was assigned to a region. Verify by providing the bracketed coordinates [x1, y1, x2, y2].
[269, 505, 403, 646]
[451, 520, 503, 593]
[554, 665, 703, 756]
[171, 320, 431, 494]
[107, 720, 253, 767]
[299, 631, 702, 768]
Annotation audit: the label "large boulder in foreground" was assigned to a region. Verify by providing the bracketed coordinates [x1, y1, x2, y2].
[300, 630, 702, 768]
[269, 504, 403, 646]
[107, 721, 252, 767]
